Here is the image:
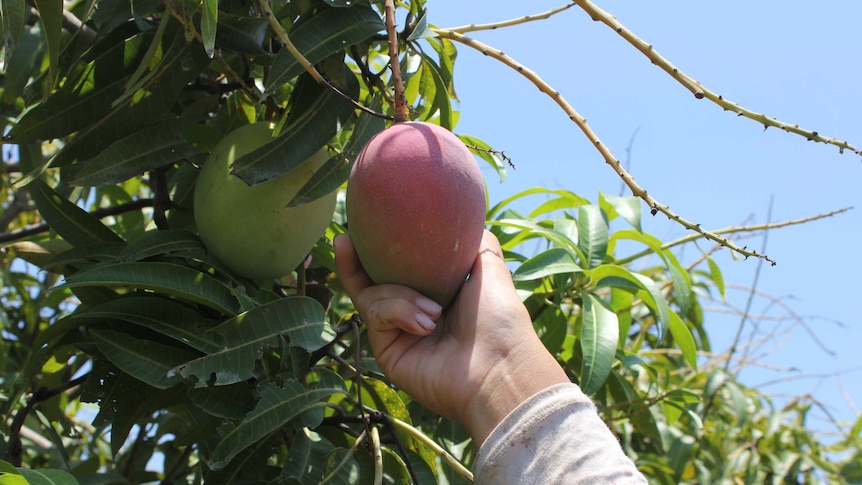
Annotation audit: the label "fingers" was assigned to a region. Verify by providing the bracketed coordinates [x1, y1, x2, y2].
[334, 234, 442, 336]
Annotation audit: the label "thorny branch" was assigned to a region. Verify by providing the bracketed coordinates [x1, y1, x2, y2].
[433, 27, 778, 265]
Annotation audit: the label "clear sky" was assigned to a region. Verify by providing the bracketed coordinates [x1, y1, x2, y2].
[428, 0, 862, 432]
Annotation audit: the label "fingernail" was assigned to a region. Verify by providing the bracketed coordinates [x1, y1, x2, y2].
[415, 297, 442, 316]
[415, 311, 437, 332]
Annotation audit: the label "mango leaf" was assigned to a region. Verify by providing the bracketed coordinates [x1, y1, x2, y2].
[44, 295, 222, 352]
[579, 291, 619, 395]
[599, 192, 642, 232]
[16, 468, 78, 485]
[51, 28, 209, 167]
[513, 247, 583, 282]
[406, 10, 434, 41]
[1, 0, 25, 62]
[529, 191, 590, 218]
[214, 13, 269, 55]
[200, 0, 218, 57]
[265, 6, 383, 94]
[69, 120, 217, 186]
[208, 380, 346, 470]
[232, 72, 357, 185]
[588, 264, 670, 340]
[118, 229, 205, 262]
[668, 312, 698, 370]
[188, 384, 257, 420]
[282, 429, 336, 482]
[58, 261, 239, 314]
[612, 229, 693, 315]
[172, 297, 335, 387]
[416, 51, 453, 130]
[491, 218, 585, 263]
[577, 204, 608, 269]
[32, 0, 62, 90]
[90, 329, 199, 390]
[488, 187, 590, 221]
[3, 26, 46, 108]
[706, 255, 726, 300]
[42, 242, 125, 272]
[286, 102, 386, 207]
[27, 179, 124, 246]
[7, 31, 151, 143]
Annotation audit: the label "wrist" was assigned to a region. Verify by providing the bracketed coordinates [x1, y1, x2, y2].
[461, 337, 569, 447]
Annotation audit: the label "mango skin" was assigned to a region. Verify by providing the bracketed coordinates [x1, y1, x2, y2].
[346, 122, 486, 307]
[194, 123, 336, 281]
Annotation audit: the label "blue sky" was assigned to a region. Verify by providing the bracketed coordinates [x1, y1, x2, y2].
[429, 0, 862, 431]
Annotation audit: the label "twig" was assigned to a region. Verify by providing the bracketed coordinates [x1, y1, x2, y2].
[388, 416, 474, 482]
[724, 196, 772, 374]
[433, 28, 777, 265]
[0, 198, 155, 245]
[614, 206, 852, 266]
[569, 0, 862, 157]
[370, 426, 383, 485]
[257, 0, 391, 120]
[443, 3, 575, 34]
[385, 0, 408, 122]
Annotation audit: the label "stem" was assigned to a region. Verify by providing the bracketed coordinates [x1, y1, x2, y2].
[444, 3, 575, 34]
[614, 206, 852, 266]
[569, 0, 862, 157]
[388, 416, 474, 482]
[371, 426, 383, 485]
[385, 0, 408, 122]
[434, 28, 777, 265]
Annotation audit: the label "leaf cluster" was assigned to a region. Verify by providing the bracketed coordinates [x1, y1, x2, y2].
[0, 0, 858, 484]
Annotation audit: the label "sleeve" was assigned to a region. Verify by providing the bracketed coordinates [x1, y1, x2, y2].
[473, 382, 648, 485]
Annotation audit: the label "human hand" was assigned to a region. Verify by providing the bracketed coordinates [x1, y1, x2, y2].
[334, 230, 569, 446]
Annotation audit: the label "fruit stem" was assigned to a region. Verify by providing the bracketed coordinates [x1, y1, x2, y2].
[385, 0, 409, 123]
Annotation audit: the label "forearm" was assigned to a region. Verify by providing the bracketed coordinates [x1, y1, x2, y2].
[474, 383, 647, 485]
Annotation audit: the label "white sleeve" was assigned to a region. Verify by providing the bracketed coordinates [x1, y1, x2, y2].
[473, 383, 647, 484]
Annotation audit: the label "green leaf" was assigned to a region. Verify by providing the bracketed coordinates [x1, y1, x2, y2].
[58, 261, 239, 314]
[265, 6, 384, 93]
[7, 30, 151, 143]
[579, 291, 619, 395]
[27, 179, 124, 246]
[69, 120, 215, 186]
[208, 380, 346, 470]
[45, 295, 222, 353]
[15, 468, 79, 485]
[172, 297, 335, 387]
[589, 264, 670, 340]
[91, 329, 198, 389]
[286, 102, 386, 207]
[282, 429, 336, 482]
[1, 0, 26, 62]
[406, 10, 435, 41]
[416, 51, 453, 130]
[200, 0, 218, 57]
[32, 0, 62, 90]
[214, 13, 269, 55]
[668, 312, 698, 370]
[118, 229, 205, 262]
[612, 229, 693, 315]
[2, 25, 45, 106]
[706, 255, 726, 300]
[232, 72, 357, 185]
[488, 187, 590, 221]
[52, 28, 209, 166]
[490, 218, 585, 263]
[513, 247, 583, 282]
[577, 205, 608, 269]
[599, 192, 642, 232]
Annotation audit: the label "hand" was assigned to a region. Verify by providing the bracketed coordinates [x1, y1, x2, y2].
[334, 230, 569, 446]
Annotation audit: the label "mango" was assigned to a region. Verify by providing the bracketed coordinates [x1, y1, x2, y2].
[346, 121, 486, 307]
[194, 123, 336, 281]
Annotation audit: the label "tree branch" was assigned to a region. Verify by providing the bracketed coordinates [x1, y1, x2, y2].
[569, 0, 862, 157]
